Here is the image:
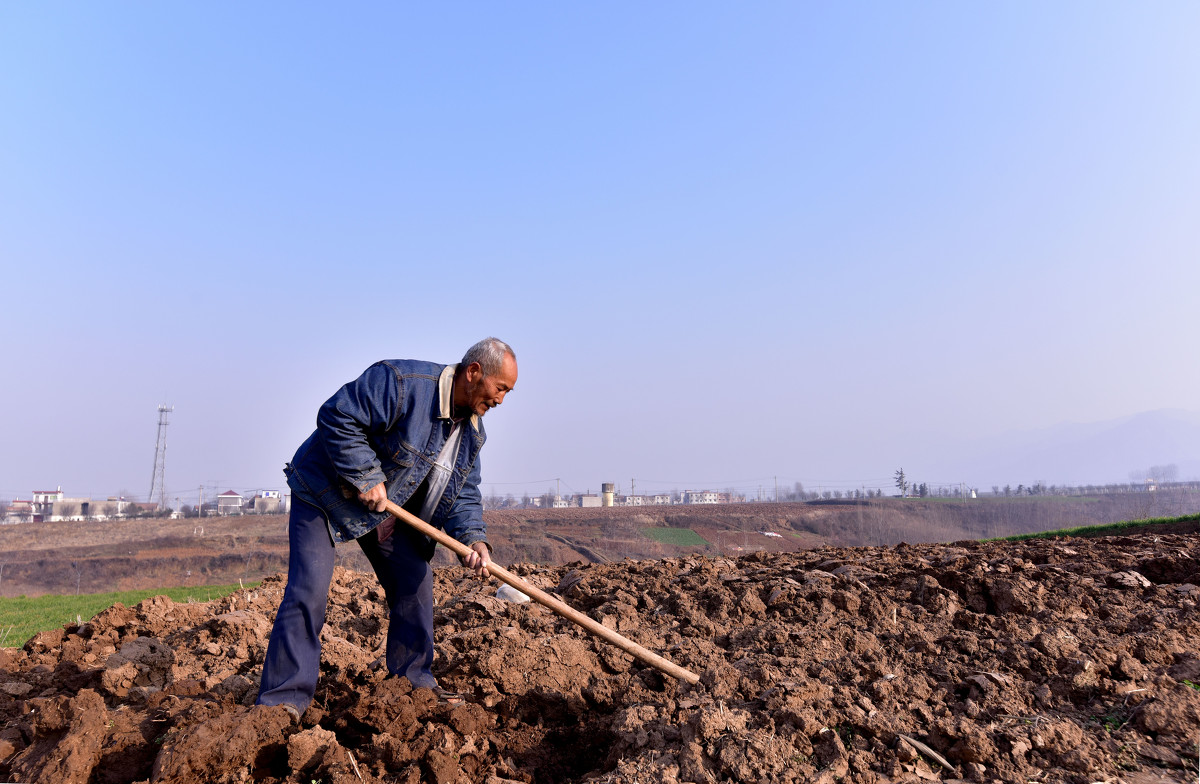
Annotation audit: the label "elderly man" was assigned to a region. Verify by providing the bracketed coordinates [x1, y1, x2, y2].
[257, 337, 517, 716]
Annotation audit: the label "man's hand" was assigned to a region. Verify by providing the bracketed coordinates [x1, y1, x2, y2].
[460, 542, 491, 579]
[359, 482, 388, 512]
[357, 482, 394, 541]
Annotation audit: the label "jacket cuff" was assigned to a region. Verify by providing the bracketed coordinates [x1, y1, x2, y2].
[461, 535, 491, 552]
[347, 469, 387, 494]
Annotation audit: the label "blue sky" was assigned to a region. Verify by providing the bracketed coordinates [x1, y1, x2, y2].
[2, 3, 1198, 504]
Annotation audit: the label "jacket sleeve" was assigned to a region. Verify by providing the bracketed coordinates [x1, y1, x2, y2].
[315, 362, 403, 493]
[441, 451, 488, 549]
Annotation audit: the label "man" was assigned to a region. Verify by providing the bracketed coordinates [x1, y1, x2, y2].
[257, 337, 518, 716]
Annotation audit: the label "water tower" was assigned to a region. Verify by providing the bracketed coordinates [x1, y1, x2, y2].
[601, 483, 615, 507]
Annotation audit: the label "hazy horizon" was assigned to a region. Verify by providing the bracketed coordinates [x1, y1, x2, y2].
[3, 4, 1198, 506]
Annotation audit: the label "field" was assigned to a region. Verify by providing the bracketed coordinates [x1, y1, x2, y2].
[4, 489, 1199, 599]
[641, 526, 710, 547]
[2, 525, 1198, 783]
[1, 498, 1199, 782]
[0, 583, 253, 649]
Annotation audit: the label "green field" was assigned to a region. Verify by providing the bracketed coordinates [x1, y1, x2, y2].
[641, 527, 710, 547]
[995, 513, 1200, 542]
[0, 582, 257, 648]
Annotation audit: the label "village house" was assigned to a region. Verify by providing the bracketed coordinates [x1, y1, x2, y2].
[217, 490, 245, 515]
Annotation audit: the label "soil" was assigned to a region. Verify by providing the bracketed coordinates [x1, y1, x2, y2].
[2, 531, 1199, 783]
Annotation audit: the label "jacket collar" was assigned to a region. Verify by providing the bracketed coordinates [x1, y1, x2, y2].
[438, 364, 480, 430]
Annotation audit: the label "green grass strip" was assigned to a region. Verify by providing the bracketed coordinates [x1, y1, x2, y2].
[0, 582, 259, 648]
[641, 527, 710, 547]
[993, 513, 1200, 542]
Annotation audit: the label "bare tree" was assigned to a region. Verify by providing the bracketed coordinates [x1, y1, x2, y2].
[1150, 464, 1179, 484]
[894, 468, 908, 498]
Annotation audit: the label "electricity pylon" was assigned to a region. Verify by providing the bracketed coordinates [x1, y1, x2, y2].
[148, 404, 173, 509]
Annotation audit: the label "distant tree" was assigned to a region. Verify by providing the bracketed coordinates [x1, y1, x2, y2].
[894, 468, 908, 497]
[1016, 484, 1024, 496]
[991, 485, 1000, 496]
[180, 504, 195, 517]
[833, 490, 843, 499]
[1150, 464, 1179, 483]
[917, 483, 929, 498]
[69, 560, 82, 594]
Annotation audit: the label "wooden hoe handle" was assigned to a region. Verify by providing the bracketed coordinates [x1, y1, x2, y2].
[383, 499, 701, 685]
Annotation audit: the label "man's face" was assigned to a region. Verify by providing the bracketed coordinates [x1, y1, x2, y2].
[460, 354, 518, 417]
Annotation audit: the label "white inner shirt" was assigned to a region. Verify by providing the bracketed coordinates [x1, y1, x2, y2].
[417, 421, 463, 521]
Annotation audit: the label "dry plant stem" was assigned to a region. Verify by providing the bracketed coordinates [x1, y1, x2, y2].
[383, 499, 702, 685]
[897, 733, 957, 775]
[347, 749, 363, 782]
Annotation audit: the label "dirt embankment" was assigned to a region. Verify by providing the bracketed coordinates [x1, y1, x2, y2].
[6, 496, 1198, 597]
[2, 531, 1199, 783]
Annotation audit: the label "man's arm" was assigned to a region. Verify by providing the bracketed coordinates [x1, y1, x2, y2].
[316, 362, 404, 495]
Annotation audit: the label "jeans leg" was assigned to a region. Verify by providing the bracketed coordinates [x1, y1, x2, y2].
[358, 525, 436, 689]
[257, 498, 336, 710]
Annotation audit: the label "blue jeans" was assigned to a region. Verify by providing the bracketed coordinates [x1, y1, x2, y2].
[256, 498, 436, 711]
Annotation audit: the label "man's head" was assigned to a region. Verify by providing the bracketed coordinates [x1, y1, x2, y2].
[454, 337, 517, 417]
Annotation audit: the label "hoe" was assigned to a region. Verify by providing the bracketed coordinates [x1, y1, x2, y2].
[383, 498, 701, 685]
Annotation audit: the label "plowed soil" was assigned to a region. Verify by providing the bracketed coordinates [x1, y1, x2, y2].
[2, 532, 1199, 783]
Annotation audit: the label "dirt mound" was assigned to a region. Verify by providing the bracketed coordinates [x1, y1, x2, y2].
[2, 533, 1199, 783]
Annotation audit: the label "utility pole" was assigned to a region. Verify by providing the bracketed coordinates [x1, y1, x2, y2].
[198, 486, 204, 518]
[774, 476, 778, 502]
[631, 478, 635, 499]
[148, 404, 173, 510]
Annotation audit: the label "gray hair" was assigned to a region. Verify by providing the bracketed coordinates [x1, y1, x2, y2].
[462, 337, 515, 377]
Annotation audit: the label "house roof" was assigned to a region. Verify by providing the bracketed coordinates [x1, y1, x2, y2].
[218, 490, 243, 498]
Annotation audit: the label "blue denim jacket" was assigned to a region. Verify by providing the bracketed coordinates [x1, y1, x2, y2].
[284, 360, 488, 547]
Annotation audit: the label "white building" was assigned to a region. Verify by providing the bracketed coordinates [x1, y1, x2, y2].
[31, 487, 64, 520]
[217, 490, 245, 515]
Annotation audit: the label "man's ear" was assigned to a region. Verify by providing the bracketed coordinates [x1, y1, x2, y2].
[466, 361, 483, 381]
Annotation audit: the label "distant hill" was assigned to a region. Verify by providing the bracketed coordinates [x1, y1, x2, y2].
[925, 408, 1200, 487]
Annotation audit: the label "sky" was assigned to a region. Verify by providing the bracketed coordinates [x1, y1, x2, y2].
[2, 3, 1199, 506]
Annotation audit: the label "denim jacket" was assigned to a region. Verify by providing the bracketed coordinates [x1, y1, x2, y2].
[284, 360, 487, 547]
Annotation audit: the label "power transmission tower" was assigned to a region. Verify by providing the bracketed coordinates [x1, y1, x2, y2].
[148, 404, 174, 509]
